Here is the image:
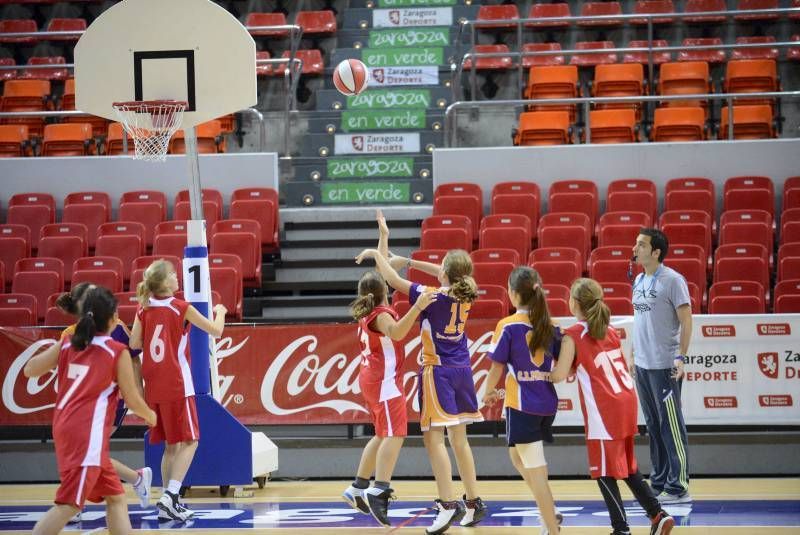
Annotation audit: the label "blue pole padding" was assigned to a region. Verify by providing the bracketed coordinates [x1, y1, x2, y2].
[183, 245, 211, 396]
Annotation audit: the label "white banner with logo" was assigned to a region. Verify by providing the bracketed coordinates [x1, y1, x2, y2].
[373, 8, 453, 28]
[368, 66, 439, 87]
[334, 133, 421, 155]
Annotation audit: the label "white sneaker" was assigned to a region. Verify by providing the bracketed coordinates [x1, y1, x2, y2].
[656, 491, 692, 505]
[459, 495, 488, 527]
[67, 511, 81, 523]
[157, 491, 194, 522]
[133, 467, 152, 508]
[342, 484, 370, 514]
[540, 508, 564, 534]
[426, 499, 465, 535]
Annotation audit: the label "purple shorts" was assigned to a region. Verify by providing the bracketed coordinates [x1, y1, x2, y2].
[418, 365, 483, 431]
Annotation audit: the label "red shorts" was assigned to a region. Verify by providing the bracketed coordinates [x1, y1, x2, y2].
[361, 381, 407, 438]
[55, 460, 124, 509]
[149, 396, 200, 445]
[586, 436, 638, 479]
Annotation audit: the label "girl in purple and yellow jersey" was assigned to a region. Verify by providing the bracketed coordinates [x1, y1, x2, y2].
[357, 237, 486, 535]
[482, 266, 562, 534]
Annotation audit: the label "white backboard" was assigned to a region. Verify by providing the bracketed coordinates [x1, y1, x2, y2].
[75, 0, 257, 129]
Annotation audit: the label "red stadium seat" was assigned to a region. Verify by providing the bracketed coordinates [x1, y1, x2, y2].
[281, 49, 324, 75]
[774, 279, 800, 313]
[421, 216, 472, 251]
[0, 294, 37, 326]
[530, 246, 583, 275]
[435, 183, 482, 204]
[173, 200, 220, 239]
[479, 214, 531, 262]
[521, 43, 565, 68]
[44, 303, 74, 327]
[476, 284, 511, 313]
[470, 248, 521, 266]
[708, 281, 765, 313]
[38, 223, 88, 283]
[578, 2, 622, 26]
[678, 38, 726, 64]
[209, 253, 244, 286]
[231, 187, 279, 247]
[463, 45, 514, 71]
[210, 219, 262, 288]
[72, 256, 124, 294]
[624, 40, 672, 65]
[246, 12, 289, 37]
[659, 210, 712, 267]
[8, 193, 55, 251]
[731, 36, 779, 61]
[714, 243, 770, 304]
[598, 213, 651, 247]
[783, 176, 800, 210]
[588, 246, 637, 277]
[664, 177, 716, 234]
[469, 298, 506, 319]
[63, 191, 111, 250]
[13, 261, 63, 321]
[473, 261, 515, 289]
[492, 181, 540, 204]
[543, 284, 571, 316]
[570, 41, 618, 67]
[153, 233, 188, 260]
[0, 19, 38, 45]
[684, 0, 727, 23]
[782, 208, 800, 246]
[409, 250, 447, 287]
[491, 193, 539, 239]
[530, 250, 582, 288]
[119, 201, 165, 251]
[95, 222, 146, 283]
[175, 189, 223, 221]
[22, 56, 69, 82]
[631, 0, 675, 24]
[0, 228, 30, 290]
[735, 0, 779, 19]
[538, 212, 593, 264]
[155, 220, 189, 236]
[121, 190, 167, 219]
[434, 195, 482, 240]
[295, 10, 337, 36]
[114, 292, 140, 325]
[45, 18, 86, 41]
[719, 209, 773, 262]
[477, 4, 519, 29]
[723, 175, 774, 217]
[606, 179, 657, 221]
[210, 266, 243, 321]
[548, 180, 599, 230]
[526, 3, 571, 28]
[778, 243, 800, 282]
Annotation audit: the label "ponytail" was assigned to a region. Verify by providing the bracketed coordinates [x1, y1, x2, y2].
[449, 275, 478, 304]
[350, 271, 387, 320]
[55, 281, 93, 316]
[70, 287, 117, 350]
[442, 249, 478, 303]
[136, 259, 173, 307]
[570, 278, 611, 340]
[509, 266, 553, 353]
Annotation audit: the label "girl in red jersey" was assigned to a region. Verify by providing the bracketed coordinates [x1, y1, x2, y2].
[57, 282, 152, 517]
[24, 287, 157, 535]
[342, 269, 435, 527]
[549, 278, 674, 535]
[129, 259, 227, 522]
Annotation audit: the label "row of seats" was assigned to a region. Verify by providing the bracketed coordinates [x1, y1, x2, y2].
[467, 37, 800, 70]
[472, 0, 799, 28]
[0, 121, 226, 156]
[0, 252, 243, 324]
[0, 10, 336, 43]
[515, 104, 776, 143]
[0, 78, 235, 139]
[0, 188, 279, 250]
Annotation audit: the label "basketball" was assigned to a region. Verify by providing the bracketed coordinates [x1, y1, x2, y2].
[333, 58, 369, 96]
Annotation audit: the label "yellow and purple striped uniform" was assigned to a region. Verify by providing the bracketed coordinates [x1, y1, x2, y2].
[488, 311, 560, 416]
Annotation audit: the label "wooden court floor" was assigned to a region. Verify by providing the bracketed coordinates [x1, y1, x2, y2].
[0, 478, 798, 533]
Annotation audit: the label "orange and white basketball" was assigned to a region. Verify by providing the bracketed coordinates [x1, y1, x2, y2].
[333, 59, 369, 96]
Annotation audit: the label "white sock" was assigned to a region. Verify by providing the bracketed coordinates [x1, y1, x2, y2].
[133, 472, 142, 487]
[167, 480, 182, 495]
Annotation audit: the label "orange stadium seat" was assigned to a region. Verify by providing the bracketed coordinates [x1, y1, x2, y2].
[587, 109, 638, 143]
[659, 62, 711, 111]
[1, 79, 50, 138]
[525, 65, 579, 120]
[41, 123, 94, 156]
[514, 111, 572, 146]
[592, 63, 645, 118]
[60, 78, 108, 137]
[651, 106, 706, 141]
[170, 120, 222, 154]
[0, 124, 29, 157]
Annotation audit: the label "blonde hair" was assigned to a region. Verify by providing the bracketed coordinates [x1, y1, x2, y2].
[350, 271, 388, 320]
[570, 278, 611, 340]
[443, 249, 478, 303]
[136, 259, 174, 307]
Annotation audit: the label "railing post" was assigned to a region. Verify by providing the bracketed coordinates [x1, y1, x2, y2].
[727, 96, 734, 140]
[584, 100, 591, 144]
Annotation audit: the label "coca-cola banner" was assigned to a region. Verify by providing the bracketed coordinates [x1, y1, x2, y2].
[2, 316, 798, 426]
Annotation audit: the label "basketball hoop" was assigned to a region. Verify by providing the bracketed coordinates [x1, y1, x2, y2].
[112, 100, 187, 161]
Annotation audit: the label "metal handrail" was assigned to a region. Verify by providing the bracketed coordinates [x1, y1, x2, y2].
[454, 6, 800, 100]
[443, 90, 800, 146]
[454, 40, 797, 102]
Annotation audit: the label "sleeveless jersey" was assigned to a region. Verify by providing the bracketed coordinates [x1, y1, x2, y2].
[488, 312, 560, 416]
[409, 283, 471, 367]
[565, 322, 638, 440]
[53, 335, 125, 471]
[357, 305, 404, 401]
[137, 296, 194, 403]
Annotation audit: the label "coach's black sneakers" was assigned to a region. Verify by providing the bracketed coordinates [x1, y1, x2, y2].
[365, 486, 394, 527]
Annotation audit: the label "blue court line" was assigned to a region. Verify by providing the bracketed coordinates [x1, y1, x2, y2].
[0, 500, 798, 530]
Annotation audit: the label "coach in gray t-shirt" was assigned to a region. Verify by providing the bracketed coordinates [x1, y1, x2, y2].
[631, 228, 693, 505]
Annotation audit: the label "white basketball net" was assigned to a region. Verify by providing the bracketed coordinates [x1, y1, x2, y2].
[112, 100, 187, 162]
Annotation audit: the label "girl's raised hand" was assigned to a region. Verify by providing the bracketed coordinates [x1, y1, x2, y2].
[376, 209, 389, 237]
[355, 249, 379, 264]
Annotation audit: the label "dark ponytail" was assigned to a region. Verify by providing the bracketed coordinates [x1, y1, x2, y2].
[55, 282, 93, 316]
[509, 266, 553, 354]
[70, 287, 117, 351]
[350, 271, 388, 320]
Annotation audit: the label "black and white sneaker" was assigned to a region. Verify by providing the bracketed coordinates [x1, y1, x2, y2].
[426, 499, 466, 535]
[540, 508, 565, 534]
[459, 495, 488, 527]
[650, 510, 675, 535]
[365, 486, 394, 527]
[157, 491, 194, 522]
[342, 484, 370, 514]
